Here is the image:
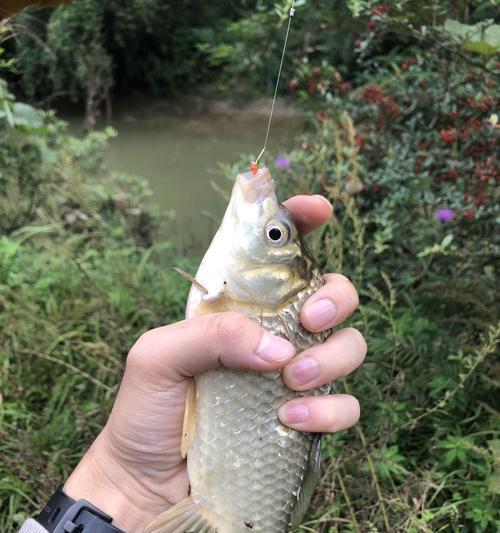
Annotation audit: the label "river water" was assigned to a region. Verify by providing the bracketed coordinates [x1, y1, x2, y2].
[97, 97, 303, 252]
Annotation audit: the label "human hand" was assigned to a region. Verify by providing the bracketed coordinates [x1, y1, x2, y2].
[63, 195, 366, 532]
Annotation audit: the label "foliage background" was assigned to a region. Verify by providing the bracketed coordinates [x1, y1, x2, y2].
[1, 0, 499, 531]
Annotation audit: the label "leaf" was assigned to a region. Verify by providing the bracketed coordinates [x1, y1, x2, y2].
[10, 102, 44, 129]
[441, 234, 454, 248]
[464, 41, 498, 54]
[346, 0, 362, 17]
[487, 439, 500, 458]
[445, 449, 457, 466]
[0, 237, 21, 266]
[443, 18, 500, 54]
[489, 471, 500, 495]
[1, 100, 14, 126]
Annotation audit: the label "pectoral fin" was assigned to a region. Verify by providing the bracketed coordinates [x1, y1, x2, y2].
[181, 379, 196, 459]
[174, 266, 224, 303]
[171, 267, 209, 295]
[145, 496, 218, 533]
[290, 433, 322, 529]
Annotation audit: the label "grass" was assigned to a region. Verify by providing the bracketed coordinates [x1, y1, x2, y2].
[1, 86, 499, 533]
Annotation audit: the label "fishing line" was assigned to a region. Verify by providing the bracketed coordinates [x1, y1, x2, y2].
[253, 0, 296, 168]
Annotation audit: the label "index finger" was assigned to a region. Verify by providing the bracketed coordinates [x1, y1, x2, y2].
[283, 195, 332, 235]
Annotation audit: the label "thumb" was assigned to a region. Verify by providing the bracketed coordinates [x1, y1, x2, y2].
[126, 312, 296, 381]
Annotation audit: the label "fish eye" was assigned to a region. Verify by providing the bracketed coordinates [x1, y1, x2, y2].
[269, 227, 282, 241]
[265, 221, 291, 246]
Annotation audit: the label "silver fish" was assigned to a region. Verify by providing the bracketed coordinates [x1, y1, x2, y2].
[146, 167, 329, 533]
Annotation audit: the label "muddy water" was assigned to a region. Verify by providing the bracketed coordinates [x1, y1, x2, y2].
[101, 97, 303, 252]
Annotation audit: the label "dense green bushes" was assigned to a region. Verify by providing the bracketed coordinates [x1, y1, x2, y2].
[0, 71, 195, 531]
[6, 0, 499, 118]
[7, 0, 364, 105]
[219, 8, 499, 526]
[7, 0, 244, 126]
[262, 43, 499, 531]
[196, 0, 362, 97]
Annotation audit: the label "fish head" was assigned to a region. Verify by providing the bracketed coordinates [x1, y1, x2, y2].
[189, 167, 315, 312]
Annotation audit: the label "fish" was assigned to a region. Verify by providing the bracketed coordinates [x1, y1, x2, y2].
[146, 166, 330, 533]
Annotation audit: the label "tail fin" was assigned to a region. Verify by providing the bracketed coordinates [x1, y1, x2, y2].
[144, 496, 218, 533]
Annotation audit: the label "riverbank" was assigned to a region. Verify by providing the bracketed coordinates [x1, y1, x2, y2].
[64, 95, 305, 252]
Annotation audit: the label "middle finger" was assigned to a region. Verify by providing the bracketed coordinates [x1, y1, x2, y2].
[282, 327, 367, 391]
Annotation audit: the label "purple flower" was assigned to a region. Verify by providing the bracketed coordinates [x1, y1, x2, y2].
[275, 156, 291, 169]
[435, 208, 454, 223]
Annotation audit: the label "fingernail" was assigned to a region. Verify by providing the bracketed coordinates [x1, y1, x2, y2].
[303, 298, 337, 329]
[279, 402, 309, 424]
[256, 332, 295, 363]
[288, 357, 320, 385]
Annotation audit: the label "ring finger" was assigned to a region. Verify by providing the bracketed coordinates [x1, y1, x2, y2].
[278, 394, 360, 433]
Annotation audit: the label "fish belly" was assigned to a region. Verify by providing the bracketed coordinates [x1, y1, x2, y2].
[188, 368, 313, 533]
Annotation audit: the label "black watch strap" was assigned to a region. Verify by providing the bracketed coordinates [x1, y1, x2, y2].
[36, 486, 126, 533]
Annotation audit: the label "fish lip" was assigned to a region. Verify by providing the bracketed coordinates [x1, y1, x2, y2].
[236, 167, 275, 203]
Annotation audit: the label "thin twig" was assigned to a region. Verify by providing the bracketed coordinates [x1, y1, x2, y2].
[337, 469, 361, 532]
[18, 348, 114, 393]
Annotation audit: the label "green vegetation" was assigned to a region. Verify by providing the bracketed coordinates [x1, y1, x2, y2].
[268, 47, 499, 531]
[7, 0, 244, 127]
[0, 51, 194, 530]
[1, 1, 499, 531]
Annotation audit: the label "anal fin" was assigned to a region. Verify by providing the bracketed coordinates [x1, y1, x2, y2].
[145, 496, 218, 533]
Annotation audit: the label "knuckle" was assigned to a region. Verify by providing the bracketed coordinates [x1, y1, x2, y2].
[341, 352, 358, 377]
[333, 273, 351, 284]
[126, 332, 150, 368]
[351, 397, 361, 423]
[340, 276, 360, 307]
[325, 274, 360, 308]
[346, 327, 367, 357]
[352, 287, 360, 308]
[211, 312, 249, 345]
[325, 272, 352, 287]
[334, 328, 366, 377]
[126, 327, 168, 370]
[339, 352, 358, 377]
[331, 396, 360, 431]
[340, 355, 354, 378]
[325, 400, 341, 428]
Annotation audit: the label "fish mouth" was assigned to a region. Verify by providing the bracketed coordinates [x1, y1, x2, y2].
[236, 167, 276, 203]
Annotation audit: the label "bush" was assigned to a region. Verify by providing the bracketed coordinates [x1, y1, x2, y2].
[0, 73, 195, 531]
[196, 0, 362, 98]
[257, 44, 499, 531]
[8, 1, 243, 108]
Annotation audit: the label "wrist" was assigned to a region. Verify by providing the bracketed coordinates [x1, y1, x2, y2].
[63, 433, 156, 532]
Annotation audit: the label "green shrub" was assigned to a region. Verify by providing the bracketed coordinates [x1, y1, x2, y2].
[196, 0, 363, 98]
[258, 45, 499, 531]
[9, 1, 243, 104]
[0, 74, 195, 531]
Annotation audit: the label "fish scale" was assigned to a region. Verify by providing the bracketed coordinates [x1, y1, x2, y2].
[188, 272, 329, 533]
